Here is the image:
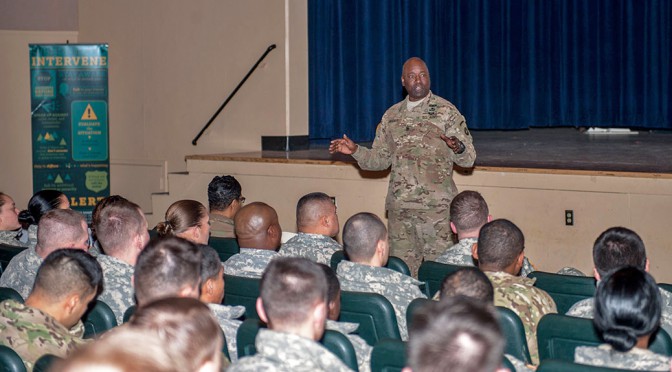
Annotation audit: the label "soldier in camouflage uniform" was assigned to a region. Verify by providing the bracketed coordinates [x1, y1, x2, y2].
[0, 209, 90, 299]
[0, 192, 29, 248]
[224, 202, 281, 278]
[336, 213, 426, 340]
[476, 219, 557, 364]
[230, 257, 353, 372]
[330, 57, 476, 277]
[279, 192, 341, 265]
[208, 175, 244, 239]
[0, 249, 102, 371]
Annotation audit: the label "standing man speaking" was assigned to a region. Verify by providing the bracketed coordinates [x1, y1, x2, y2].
[329, 57, 476, 277]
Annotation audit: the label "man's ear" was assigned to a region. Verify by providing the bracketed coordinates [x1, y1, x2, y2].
[312, 301, 327, 340]
[471, 243, 479, 260]
[450, 222, 458, 234]
[401, 368, 413, 372]
[256, 297, 268, 324]
[593, 267, 601, 281]
[205, 278, 214, 294]
[64, 293, 80, 315]
[645, 258, 650, 273]
[487, 214, 493, 223]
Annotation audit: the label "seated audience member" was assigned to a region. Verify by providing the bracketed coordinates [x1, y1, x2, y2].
[320, 264, 372, 372]
[133, 236, 202, 307]
[574, 267, 670, 370]
[23, 189, 70, 247]
[208, 175, 244, 238]
[336, 212, 426, 341]
[155, 199, 210, 245]
[475, 219, 557, 364]
[223, 202, 281, 278]
[0, 209, 89, 298]
[404, 296, 506, 372]
[229, 257, 352, 372]
[94, 198, 150, 324]
[0, 192, 28, 247]
[199, 244, 244, 362]
[279, 192, 341, 265]
[567, 227, 672, 336]
[90, 195, 129, 255]
[128, 297, 224, 372]
[0, 249, 102, 370]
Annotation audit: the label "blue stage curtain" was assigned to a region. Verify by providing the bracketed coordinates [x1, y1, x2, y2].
[309, 0, 671, 142]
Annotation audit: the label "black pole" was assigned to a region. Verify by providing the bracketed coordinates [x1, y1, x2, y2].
[192, 44, 277, 146]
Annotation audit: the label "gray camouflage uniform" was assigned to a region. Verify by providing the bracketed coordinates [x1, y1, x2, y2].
[351, 92, 476, 277]
[0, 246, 43, 299]
[223, 248, 278, 279]
[326, 320, 372, 372]
[336, 260, 426, 341]
[485, 271, 557, 365]
[208, 303, 245, 362]
[566, 287, 672, 337]
[0, 230, 29, 248]
[435, 237, 536, 277]
[279, 233, 341, 265]
[229, 328, 353, 372]
[96, 254, 135, 325]
[575, 344, 670, 371]
[26, 225, 38, 249]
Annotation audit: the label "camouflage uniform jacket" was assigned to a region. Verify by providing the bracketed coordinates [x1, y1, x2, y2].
[485, 271, 557, 364]
[96, 254, 135, 325]
[566, 287, 672, 337]
[210, 213, 235, 238]
[208, 303, 245, 362]
[279, 233, 342, 265]
[505, 354, 535, 372]
[0, 246, 43, 299]
[435, 238, 535, 277]
[575, 344, 670, 371]
[223, 248, 278, 279]
[229, 328, 353, 372]
[0, 230, 29, 248]
[26, 225, 38, 249]
[351, 92, 476, 211]
[0, 300, 86, 371]
[336, 260, 426, 340]
[326, 320, 372, 372]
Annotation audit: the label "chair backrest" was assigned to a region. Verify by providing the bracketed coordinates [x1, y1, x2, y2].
[537, 359, 640, 372]
[537, 313, 672, 362]
[405, 298, 432, 330]
[0, 287, 24, 304]
[0, 345, 27, 372]
[417, 261, 463, 298]
[339, 291, 400, 346]
[527, 271, 596, 314]
[122, 305, 136, 323]
[370, 339, 406, 372]
[0, 244, 26, 272]
[330, 251, 411, 277]
[223, 275, 260, 319]
[497, 306, 532, 364]
[236, 318, 263, 358]
[208, 237, 240, 263]
[658, 283, 672, 294]
[33, 354, 60, 372]
[82, 300, 118, 339]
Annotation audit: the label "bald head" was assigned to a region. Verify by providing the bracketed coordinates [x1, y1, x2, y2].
[234, 202, 282, 250]
[401, 57, 431, 101]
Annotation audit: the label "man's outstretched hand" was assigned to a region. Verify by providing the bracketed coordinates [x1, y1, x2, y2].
[329, 134, 358, 155]
[440, 134, 464, 154]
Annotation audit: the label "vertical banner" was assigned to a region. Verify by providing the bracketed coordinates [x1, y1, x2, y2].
[29, 44, 109, 220]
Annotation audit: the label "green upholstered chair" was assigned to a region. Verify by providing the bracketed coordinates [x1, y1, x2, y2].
[0, 345, 26, 372]
[537, 359, 641, 372]
[223, 275, 260, 319]
[0, 287, 24, 303]
[658, 283, 672, 294]
[33, 354, 60, 372]
[82, 300, 118, 339]
[370, 339, 406, 372]
[208, 237, 240, 263]
[339, 291, 400, 346]
[122, 305, 136, 323]
[237, 318, 263, 358]
[497, 306, 532, 364]
[0, 244, 26, 272]
[537, 313, 672, 362]
[405, 298, 432, 329]
[527, 271, 596, 314]
[330, 251, 411, 277]
[417, 261, 463, 298]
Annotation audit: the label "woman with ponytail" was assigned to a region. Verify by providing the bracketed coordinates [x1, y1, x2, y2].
[574, 266, 671, 370]
[155, 199, 210, 245]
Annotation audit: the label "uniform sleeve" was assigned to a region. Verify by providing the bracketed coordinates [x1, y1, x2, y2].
[351, 122, 393, 171]
[450, 113, 476, 168]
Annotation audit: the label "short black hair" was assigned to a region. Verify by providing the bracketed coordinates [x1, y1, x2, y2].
[28, 189, 66, 224]
[594, 267, 661, 352]
[319, 263, 340, 304]
[33, 248, 103, 300]
[440, 267, 494, 303]
[477, 219, 524, 270]
[593, 227, 647, 278]
[296, 192, 333, 229]
[450, 191, 489, 232]
[207, 175, 241, 211]
[198, 244, 222, 283]
[342, 212, 387, 262]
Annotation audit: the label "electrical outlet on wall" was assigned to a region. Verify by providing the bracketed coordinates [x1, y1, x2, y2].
[565, 210, 574, 226]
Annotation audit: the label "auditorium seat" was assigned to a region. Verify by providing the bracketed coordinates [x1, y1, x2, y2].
[208, 237, 240, 262]
[223, 275, 260, 319]
[417, 261, 463, 297]
[0, 345, 26, 372]
[527, 271, 596, 314]
[405, 297, 431, 329]
[82, 300, 118, 339]
[0, 244, 26, 272]
[0, 287, 24, 303]
[33, 354, 59, 372]
[330, 251, 411, 277]
[122, 305, 136, 323]
[497, 306, 532, 364]
[339, 291, 400, 345]
[370, 339, 406, 372]
[537, 359, 638, 372]
[658, 283, 672, 294]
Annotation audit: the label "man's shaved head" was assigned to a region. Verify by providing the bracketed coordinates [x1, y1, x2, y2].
[234, 202, 282, 250]
[401, 57, 431, 101]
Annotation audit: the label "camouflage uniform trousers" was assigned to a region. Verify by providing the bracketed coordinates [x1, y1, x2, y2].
[388, 208, 453, 278]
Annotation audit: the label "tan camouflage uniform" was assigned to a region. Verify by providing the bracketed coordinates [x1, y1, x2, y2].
[96, 254, 135, 325]
[351, 92, 476, 277]
[566, 287, 672, 337]
[0, 300, 86, 371]
[229, 328, 353, 372]
[0, 230, 29, 248]
[575, 344, 670, 371]
[435, 237, 536, 277]
[279, 233, 342, 265]
[210, 213, 235, 238]
[223, 248, 278, 279]
[0, 246, 43, 299]
[208, 303, 245, 362]
[485, 271, 557, 364]
[336, 260, 426, 341]
[326, 320, 372, 372]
